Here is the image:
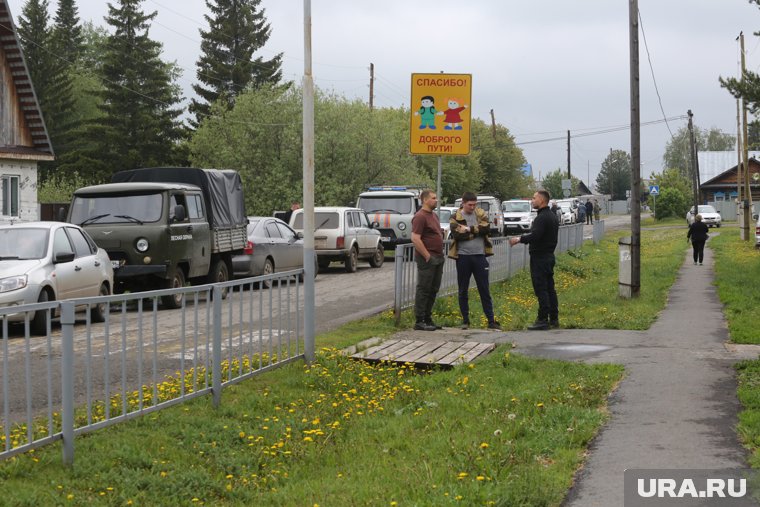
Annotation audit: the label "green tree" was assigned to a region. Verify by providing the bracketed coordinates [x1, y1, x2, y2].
[662, 126, 735, 179]
[596, 149, 631, 200]
[61, 0, 186, 180]
[189, 0, 283, 126]
[541, 169, 581, 201]
[647, 167, 691, 211]
[653, 187, 689, 220]
[749, 119, 760, 151]
[471, 121, 530, 201]
[50, 0, 84, 63]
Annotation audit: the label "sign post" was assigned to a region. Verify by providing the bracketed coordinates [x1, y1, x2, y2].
[649, 185, 659, 218]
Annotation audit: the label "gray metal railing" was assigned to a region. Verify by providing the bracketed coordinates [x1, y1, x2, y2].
[1, 269, 307, 464]
[394, 223, 594, 323]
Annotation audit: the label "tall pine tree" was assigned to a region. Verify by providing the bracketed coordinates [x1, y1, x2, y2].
[51, 0, 84, 65]
[189, 0, 283, 126]
[62, 0, 185, 180]
[595, 149, 632, 200]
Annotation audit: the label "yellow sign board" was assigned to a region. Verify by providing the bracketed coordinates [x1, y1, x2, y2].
[409, 73, 472, 156]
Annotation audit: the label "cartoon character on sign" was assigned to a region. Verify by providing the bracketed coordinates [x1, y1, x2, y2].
[414, 95, 437, 130]
[437, 97, 467, 130]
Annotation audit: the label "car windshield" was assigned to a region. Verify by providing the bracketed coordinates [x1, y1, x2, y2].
[503, 202, 531, 212]
[698, 205, 717, 214]
[438, 210, 452, 223]
[70, 193, 163, 224]
[0, 228, 49, 260]
[357, 196, 413, 214]
[292, 212, 339, 230]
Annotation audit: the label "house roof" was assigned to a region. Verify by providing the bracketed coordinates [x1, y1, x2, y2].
[0, 0, 54, 159]
[697, 150, 760, 184]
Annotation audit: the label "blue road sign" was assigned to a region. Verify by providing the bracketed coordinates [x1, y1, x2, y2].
[649, 185, 660, 195]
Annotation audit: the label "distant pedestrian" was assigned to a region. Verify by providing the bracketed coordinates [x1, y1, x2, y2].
[687, 214, 709, 265]
[411, 190, 445, 331]
[449, 192, 501, 330]
[576, 202, 586, 224]
[282, 201, 301, 225]
[585, 199, 593, 224]
[593, 199, 601, 221]
[509, 190, 559, 330]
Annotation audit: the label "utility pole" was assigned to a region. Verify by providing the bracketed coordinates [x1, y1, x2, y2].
[624, 0, 641, 298]
[302, 0, 315, 362]
[741, 32, 753, 240]
[490, 109, 497, 139]
[369, 62, 374, 111]
[688, 110, 699, 219]
[567, 130, 571, 179]
[737, 97, 743, 208]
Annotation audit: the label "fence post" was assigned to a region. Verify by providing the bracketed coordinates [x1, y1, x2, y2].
[394, 246, 404, 326]
[212, 286, 223, 408]
[60, 301, 75, 466]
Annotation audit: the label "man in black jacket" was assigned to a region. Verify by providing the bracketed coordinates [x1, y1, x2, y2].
[509, 190, 560, 330]
[687, 214, 709, 265]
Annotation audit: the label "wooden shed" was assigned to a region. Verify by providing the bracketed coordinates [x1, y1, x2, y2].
[0, 0, 54, 222]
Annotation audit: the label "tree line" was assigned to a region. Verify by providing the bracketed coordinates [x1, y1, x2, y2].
[16, 0, 531, 214]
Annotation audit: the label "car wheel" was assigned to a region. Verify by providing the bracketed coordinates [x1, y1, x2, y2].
[318, 258, 331, 272]
[259, 257, 274, 289]
[161, 268, 186, 309]
[345, 247, 358, 273]
[30, 289, 51, 336]
[369, 244, 384, 268]
[207, 260, 230, 300]
[90, 283, 110, 323]
[717, 224, 721, 228]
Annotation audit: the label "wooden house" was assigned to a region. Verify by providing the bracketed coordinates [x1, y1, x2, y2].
[0, 0, 54, 221]
[698, 154, 760, 204]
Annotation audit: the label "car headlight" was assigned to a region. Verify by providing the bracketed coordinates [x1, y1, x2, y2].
[397, 222, 407, 231]
[136, 238, 150, 252]
[0, 275, 28, 293]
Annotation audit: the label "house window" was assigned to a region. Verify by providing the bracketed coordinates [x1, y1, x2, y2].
[1, 175, 19, 217]
[714, 192, 725, 202]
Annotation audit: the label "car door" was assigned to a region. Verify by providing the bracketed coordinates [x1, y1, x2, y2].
[65, 226, 104, 298]
[356, 211, 374, 253]
[344, 211, 359, 252]
[51, 228, 79, 301]
[186, 192, 210, 278]
[264, 220, 285, 272]
[276, 221, 302, 270]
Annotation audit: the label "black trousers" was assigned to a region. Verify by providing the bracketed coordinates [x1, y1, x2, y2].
[415, 255, 444, 322]
[455, 254, 494, 324]
[530, 253, 558, 321]
[692, 240, 706, 263]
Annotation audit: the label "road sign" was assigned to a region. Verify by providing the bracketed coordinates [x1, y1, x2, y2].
[649, 185, 660, 195]
[563, 189, 570, 197]
[561, 178, 572, 190]
[410, 73, 472, 155]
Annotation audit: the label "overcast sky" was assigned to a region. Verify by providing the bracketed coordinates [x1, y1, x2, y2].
[7, 0, 760, 186]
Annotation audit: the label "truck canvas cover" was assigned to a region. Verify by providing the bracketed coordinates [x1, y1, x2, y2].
[112, 167, 247, 229]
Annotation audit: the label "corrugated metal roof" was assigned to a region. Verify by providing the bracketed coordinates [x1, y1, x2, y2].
[0, 0, 54, 158]
[697, 151, 760, 183]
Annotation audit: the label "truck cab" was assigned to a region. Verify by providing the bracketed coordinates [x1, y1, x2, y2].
[356, 186, 421, 249]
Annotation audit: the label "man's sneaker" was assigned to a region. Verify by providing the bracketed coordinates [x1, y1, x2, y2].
[414, 322, 437, 331]
[549, 319, 560, 328]
[487, 321, 502, 330]
[527, 320, 550, 331]
[461, 322, 470, 330]
[425, 320, 443, 330]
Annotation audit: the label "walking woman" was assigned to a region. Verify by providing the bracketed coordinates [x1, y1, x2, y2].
[687, 214, 709, 265]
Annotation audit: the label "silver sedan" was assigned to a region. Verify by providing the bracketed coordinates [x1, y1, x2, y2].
[0, 222, 114, 335]
[232, 217, 315, 287]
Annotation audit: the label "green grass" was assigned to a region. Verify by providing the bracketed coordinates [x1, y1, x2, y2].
[0, 348, 622, 506]
[1, 226, 695, 506]
[711, 230, 760, 344]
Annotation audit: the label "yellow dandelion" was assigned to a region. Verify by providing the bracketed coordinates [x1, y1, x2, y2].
[480, 442, 489, 449]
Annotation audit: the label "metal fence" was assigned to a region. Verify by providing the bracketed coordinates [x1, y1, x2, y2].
[1, 269, 306, 465]
[393, 223, 592, 323]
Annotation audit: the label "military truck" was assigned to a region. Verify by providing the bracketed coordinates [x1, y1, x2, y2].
[356, 186, 422, 249]
[67, 167, 248, 308]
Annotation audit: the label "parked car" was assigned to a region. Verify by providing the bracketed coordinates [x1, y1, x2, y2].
[231, 217, 317, 287]
[686, 205, 721, 227]
[755, 213, 760, 248]
[0, 222, 114, 335]
[555, 198, 579, 223]
[290, 207, 384, 273]
[502, 199, 536, 235]
[557, 203, 575, 225]
[437, 206, 459, 240]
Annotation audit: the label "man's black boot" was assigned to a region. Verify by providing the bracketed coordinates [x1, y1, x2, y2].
[425, 320, 443, 330]
[527, 319, 550, 331]
[414, 322, 437, 331]
[549, 317, 560, 328]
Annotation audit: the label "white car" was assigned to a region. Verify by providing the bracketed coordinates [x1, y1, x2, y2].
[437, 206, 459, 240]
[755, 213, 760, 247]
[502, 200, 536, 235]
[686, 205, 721, 228]
[290, 207, 384, 273]
[0, 222, 114, 335]
[557, 203, 575, 225]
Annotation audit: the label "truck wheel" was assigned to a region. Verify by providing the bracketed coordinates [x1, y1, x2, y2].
[345, 246, 358, 273]
[208, 260, 229, 299]
[259, 258, 274, 289]
[161, 268, 186, 309]
[91, 283, 110, 322]
[369, 244, 384, 268]
[30, 289, 51, 336]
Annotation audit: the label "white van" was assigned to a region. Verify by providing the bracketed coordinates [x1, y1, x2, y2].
[453, 195, 502, 236]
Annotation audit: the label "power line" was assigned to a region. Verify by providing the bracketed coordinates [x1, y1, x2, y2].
[638, 9, 675, 139]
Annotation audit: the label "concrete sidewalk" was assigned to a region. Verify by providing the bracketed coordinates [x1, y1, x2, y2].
[377, 240, 760, 505]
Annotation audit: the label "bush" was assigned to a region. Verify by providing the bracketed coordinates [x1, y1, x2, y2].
[653, 187, 689, 220]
